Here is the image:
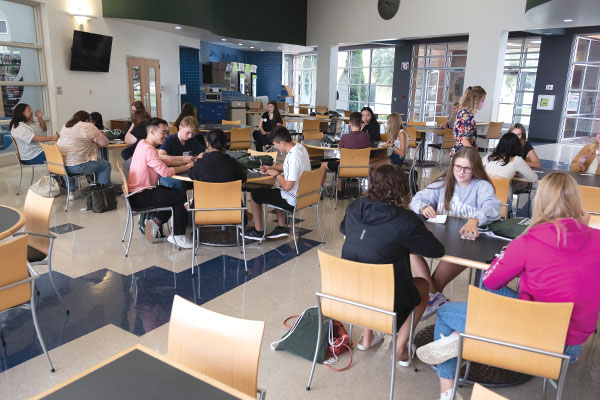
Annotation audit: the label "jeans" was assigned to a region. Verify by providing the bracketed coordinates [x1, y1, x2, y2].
[434, 285, 582, 379]
[389, 153, 404, 167]
[159, 176, 190, 192]
[65, 160, 112, 192]
[22, 152, 46, 165]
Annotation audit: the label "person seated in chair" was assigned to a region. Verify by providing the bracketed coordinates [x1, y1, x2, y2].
[244, 126, 310, 240]
[189, 129, 246, 183]
[10, 103, 58, 165]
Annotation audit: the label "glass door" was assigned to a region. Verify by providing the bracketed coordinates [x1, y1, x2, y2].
[127, 57, 162, 118]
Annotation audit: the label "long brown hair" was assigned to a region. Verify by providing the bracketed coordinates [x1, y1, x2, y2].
[363, 164, 411, 208]
[434, 147, 493, 212]
[132, 110, 150, 126]
[458, 86, 486, 113]
[268, 100, 281, 126]
[508, 123, 528, 148]
[386, 112, 405, 143]
[65, 111, 90, 128]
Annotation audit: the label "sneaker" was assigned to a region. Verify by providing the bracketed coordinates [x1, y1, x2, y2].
[416, 333, 459, 365]
[243, 228, 264, 241]
[266, 226, 289, 239]
[440, 388, 463, 400]
[68, 192, 76, 201]
[422, 292, 450, 320]
[145, 219, 160, 244]
[167, 234, 193, 249]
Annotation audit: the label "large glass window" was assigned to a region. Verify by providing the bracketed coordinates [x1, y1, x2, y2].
[562, 34, 600, 141]
[0, 0, 49, 155]
[497, 37, 540, 129]
[408, 43, 467, 122]
[292, 54, 317, 106]
[336, 47, 394, 118]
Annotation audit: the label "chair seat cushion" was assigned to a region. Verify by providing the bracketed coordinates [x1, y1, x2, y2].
[27, 245, 47, 262]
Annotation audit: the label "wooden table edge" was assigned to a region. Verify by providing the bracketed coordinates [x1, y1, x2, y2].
[0, 205, 25, 240]
[31, 344, 255, 400]
[438, 255, 490, 270]
[172, 174, 275, 185]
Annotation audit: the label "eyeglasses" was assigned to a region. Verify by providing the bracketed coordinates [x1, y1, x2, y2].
[453, 164, 472, 174]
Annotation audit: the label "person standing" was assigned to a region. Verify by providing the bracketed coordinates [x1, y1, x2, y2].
[450, 86, 486, 158]
[10, 103, 58, 164]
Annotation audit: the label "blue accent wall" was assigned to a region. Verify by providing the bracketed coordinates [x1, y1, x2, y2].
[179, 47, 202, 114]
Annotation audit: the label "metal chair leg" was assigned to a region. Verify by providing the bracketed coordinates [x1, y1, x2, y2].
[17, 164, 23, 194]
[390, 315, 398, 400]
[46, 249, 69, 314]
[316, 203, 324, 243]
[306, 296, 323, 391]
[292, 210, 298, 255]
[240, 225, 248, 273]
[30, 165, 36, 186]
[122, 207, 131, 242]
[64, 175, 70, 212]
[260, 206, 267, 243]
[30, 281, 55, 372]
[125, 215, 135, 257]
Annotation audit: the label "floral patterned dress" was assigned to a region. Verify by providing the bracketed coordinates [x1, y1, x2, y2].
[450, 109, 477, 158]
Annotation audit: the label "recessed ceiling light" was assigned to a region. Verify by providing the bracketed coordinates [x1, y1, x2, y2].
[250, 46, 254, 49]
[221, 38, 226, 41]
[563, 18, 573, 22]
[277, 46, 282, 49]
[174, 26, 182, 30]
[260, 49, 264, 52]
[531, 40, 542, 44]
[238, 43, 243, 46]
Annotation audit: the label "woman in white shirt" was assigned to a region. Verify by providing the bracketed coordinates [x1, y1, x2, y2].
[483, 132, 538, 182]
[10, 103, 58, 164]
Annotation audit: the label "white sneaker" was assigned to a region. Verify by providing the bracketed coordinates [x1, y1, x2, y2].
[167, 234, 193, 249]
[439, 388, 463, 400]
[356, 330, 385, 351]
[422, 292, 450, 320]
[416, 333, 459, 365]
[68, 192, 76, 201]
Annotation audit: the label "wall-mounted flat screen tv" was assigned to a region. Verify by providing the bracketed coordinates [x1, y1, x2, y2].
[70, 30, 113, 72]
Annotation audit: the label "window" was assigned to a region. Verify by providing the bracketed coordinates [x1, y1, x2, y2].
[292, 54, 317, 106]
[336, 48, 394, 118]
[561, 34, 600, 141]
[497, 37, 540, 129]
[408, 42, 467, 122]
[0, 0, 50, 155]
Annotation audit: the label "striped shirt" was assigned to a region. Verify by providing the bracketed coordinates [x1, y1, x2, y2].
[57, 122, 102, 166]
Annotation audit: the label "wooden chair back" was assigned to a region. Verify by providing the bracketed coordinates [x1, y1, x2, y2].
[229, 127, 252, 150]
[578, 185, 600, 214]
[487, 122, 504, 139]
[435, 116, 449, 127]
[339, 148, 371, 178]
[379, 133, 389, 143]
[408, 120, 426, 126]
[168, 125, 178, 135]
[295, 168, 325, 211]
[470, 384, 508, 400]
[317, 251, 395, 334]
[248, 149, 277, 163]
[343, 110, 352, 117]
[441, 128, 456, 149]
[0, 235, 31, 311]
[222, 120, 241, 125]
[315, 114, 328, 119]
[288, 104, 294, 113]
[168, 295, 265, 398]
[117, 162, 130, 196]
[9, 135, 24, 164]
[299, 106, 309, 115]
[276, 102, 287, 112]
[303, 130, 323, 141]
[406, 126, 418, 148]
[39, 142, 67, 177]
[193, 180, 243, 225]
[305, 145, 324, 159]
[589, 214, 600, 229]
[24, 189, 54, 255]
[316, 106, 328, 114]
[464, 286, 573, 380]
[302, 119, 320, 131]
[490, 176, 510, 218]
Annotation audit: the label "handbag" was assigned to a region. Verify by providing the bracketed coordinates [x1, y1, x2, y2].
[271, 307, 353, 371]
[30, 175, 60, 198]
[86, 184, 117, 213]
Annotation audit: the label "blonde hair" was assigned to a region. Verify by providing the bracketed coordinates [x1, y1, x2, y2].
[179, 115, 199, 132]
[526, 172, 585, 244]
[459, 86, 486, 113]
[386, 113, 404, 142]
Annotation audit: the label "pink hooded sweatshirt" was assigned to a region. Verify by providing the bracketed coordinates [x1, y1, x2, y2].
[483, 218, 600, 346]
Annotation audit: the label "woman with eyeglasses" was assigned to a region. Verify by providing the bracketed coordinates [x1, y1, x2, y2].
[408, 147, 502, 320]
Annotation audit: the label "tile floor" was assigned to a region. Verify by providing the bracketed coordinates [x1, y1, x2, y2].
[1, 143, 599, 399]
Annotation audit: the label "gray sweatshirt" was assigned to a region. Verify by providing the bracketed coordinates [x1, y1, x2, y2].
[409, 179, 502, 225]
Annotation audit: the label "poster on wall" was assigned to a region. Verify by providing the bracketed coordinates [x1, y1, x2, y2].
[567, 92, 580, 112]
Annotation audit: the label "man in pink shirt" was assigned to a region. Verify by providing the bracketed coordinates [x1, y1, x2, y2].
[128, 118, 193, 248]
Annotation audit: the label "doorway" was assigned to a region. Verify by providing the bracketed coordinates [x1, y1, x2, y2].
[127, 57, 162, 118]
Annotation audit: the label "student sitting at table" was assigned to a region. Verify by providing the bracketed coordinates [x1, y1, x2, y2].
[382, 112, 408, 167]
[173, 102, 196, 130]
[483, 132, 538, 182]
[360, 106, 380, 143]
[128, 118, 194, 248]
[508, 123, 541, 168]
[320, 111, 370, 190]
[57, 111, 112, 201]
[157, 116, 204, 191]
[340, 164, 445, 365]
[253, 100, 283, 152]
[416, 172, 600, 400]
[409, 147, 501, 319]
[121, 109, 150, 160]
[123, 101, 145, 133]
[244, 126, 310, 240]
[570, 129, 600, 175]
[451, 86, 486, 158]
[10, 103, 58, 165]
[189, 129, 246, 183]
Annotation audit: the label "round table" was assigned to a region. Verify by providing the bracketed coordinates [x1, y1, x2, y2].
[0, 205, 26, 240]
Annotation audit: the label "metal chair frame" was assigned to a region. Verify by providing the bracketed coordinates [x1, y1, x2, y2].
[10, 135, 45, 195]
[42, 160, 95, 212]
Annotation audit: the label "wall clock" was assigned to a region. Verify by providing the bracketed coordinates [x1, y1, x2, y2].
[378, 0, 400, 20]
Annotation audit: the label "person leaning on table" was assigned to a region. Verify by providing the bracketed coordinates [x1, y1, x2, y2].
[570, 130, 600, 175]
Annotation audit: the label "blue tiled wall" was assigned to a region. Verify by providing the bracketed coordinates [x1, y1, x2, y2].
[179, 47, 202, 115]
[245, 51, 283, 101]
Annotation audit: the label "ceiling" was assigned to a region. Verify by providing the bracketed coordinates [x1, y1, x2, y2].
[526, 0, 600, 26]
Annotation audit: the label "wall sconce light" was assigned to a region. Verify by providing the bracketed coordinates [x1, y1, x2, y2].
[71, 13, 95, 30]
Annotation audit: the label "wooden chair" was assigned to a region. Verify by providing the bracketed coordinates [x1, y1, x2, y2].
[484, 122, 504, 153]
[230, 127, 252, 151]
[315, 114, 329, 119]
[248, 149, 277, 163]
[578, 185, 600, 214]
[408, 120, 426, 126]
[222, 120, 241, 125]
[276, 102, 287, 112]
[261, 167, 325, 254]
[336, 148, 371, 207]
[435, 116, 449, 127]
[117, 162, 173, 257]
[427, 128, 455, 170]
[315, 106, 328, 114]
[304, 144, 325, 160]
[344, 110, 352, 117]
[39, 142, 94, 212]
[10, 135, 45, 194]
[168, 125, 178, 135]
[302, 119, 320, 132]
[12, 190, 69, 313]
[307, 251, 413, 400]
[406, 126, 419, 159]
[588, 214, 600, 229]
[288, 104, 294, 113]
[491, 176, 510, 219]
[303, 130, 323, 141]
[380, 133, 389, 143]
[189, 180, 248, 271]
[168, 295, 265, 399]
[470, 384, 509, 400]
[299, 106, 309, 115]
[0, 235, 55, 372]
[451, 286, 573, 400]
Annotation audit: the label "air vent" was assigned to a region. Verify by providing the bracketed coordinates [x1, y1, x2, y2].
[0, 20, 7, 34]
